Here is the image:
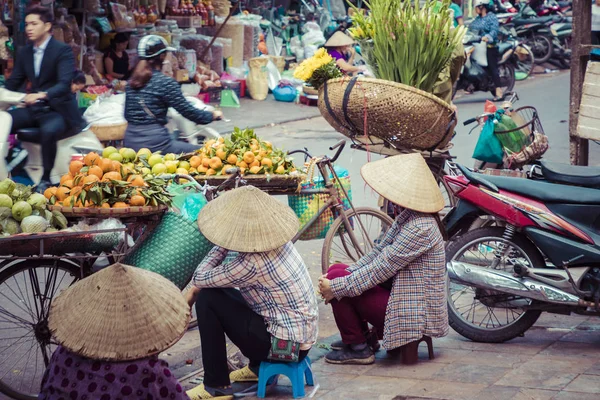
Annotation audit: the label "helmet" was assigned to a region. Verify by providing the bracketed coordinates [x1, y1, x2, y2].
[474, 0, 491, 7]
[137, 35, 175, 60]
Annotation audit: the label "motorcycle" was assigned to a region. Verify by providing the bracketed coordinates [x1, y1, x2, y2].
[0, 90, 221, 184]
[549, 19, 572, 68]
[453, 32, 516, 99]
[442, 162, 600, 342]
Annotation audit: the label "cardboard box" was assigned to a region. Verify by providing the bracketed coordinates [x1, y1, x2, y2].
[176, 70, 189, 82]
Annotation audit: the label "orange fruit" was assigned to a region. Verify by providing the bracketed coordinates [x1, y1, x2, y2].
[189, 156, 202, 168]
[102, 171, 122, 182]
[111, 160, 122, 172]
[209, 157, 222, 170]
[69, 160, 83, 176]
[101, 203, 111, 208]
[62, 179, 74, 189]
[83, 152, 101, 166]
[83, 175, 99, 185]
[206, 168, 216, 176]
[215, 148, 227, 160]
[250, 160, 260, 168]
[55, 186, 70, 201]
[99, 158, 113, 173]
[88, 165, 103, 179]
[129, 195, 146, 206]
[44, 187, 57, 200]
[60, 174, 73, 185]
[70, 186, 83, 198]
[237, 161, 248, 169]
[227, 154, 238, 165]
[261, 158, 273, 167]
[197, 165, 208, 174]
[112, 201, 128, 208]
[201, 158, 211, 168]
[127, 175, 146, 187]
[62, 196, 74, 207]
[243, 151, 255, 164]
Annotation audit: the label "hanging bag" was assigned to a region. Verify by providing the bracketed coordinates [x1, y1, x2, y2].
[472, 117, 504, 164]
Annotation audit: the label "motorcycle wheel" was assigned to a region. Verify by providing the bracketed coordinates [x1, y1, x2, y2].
[529, 35, 553, 64]
[446, 227, 544, 343]
[498, 63, 516, 94]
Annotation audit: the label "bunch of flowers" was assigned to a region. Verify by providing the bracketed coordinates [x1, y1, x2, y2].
[293, 48, 342, 90]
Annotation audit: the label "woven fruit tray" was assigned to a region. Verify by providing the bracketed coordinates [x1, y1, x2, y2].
[48, 205, 168, 218]
[0, 228, 127, 258]
[194, 174, 306, 194]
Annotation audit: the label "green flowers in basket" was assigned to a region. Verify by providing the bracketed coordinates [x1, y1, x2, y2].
[361, 0, 466, 93]
[293, 48, 343, 90]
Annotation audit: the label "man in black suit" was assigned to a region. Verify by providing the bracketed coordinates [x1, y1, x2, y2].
[6, 5, 83, 191]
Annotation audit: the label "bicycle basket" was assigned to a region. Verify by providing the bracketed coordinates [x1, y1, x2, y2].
[494, 107, 548, 168]
[288, 165, 352, 241]
[124, 212, 213, 289]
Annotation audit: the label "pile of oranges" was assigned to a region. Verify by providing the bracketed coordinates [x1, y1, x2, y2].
[45, 152, 157, 208]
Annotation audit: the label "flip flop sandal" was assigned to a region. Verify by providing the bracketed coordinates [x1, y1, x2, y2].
[186, 384, 233, 400]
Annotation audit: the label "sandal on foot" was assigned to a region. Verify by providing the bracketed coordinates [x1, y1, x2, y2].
[229, 366, 258, 382]
[186, 384, 233, 400]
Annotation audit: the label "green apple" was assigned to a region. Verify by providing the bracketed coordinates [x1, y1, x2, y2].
[102, 146, 118, 158]
[108, 152, 123, 162]
[148, 154, 164, 167]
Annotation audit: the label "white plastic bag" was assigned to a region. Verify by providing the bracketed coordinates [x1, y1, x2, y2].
[265, 59, 281, 91]
[472, 42, 488, 67]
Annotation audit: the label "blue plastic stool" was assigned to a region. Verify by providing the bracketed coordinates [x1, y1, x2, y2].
[257, 357, 314, 398]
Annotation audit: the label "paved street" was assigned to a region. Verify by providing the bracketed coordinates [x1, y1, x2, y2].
[2, 70, 600, 399]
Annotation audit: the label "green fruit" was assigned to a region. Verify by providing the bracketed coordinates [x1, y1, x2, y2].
[136, 148, 152, 159]
[21, 215, 49, 233]
[121, 148, 137, 162]
[0, 178, 16, 195]
[1, 218, 20, 235]
[0, 194, 12, 208]
[148, 154, 163, 167]
[108, 152, 124, 162]
[164, 153, 177, 161]
[50, 210, 68, 230]
[179, 161, 191, 170]
[0, 206, 11, 219]
[102, 146, 118, 158]
[165, 161, 179, 173]
[12, 201, 32, 222]
[27, 193, 47, 210]
[152, 163, 168, 175]
[141, 167, 152, 176]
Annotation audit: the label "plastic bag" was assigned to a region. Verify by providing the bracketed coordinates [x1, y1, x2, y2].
[265, 59, 281, 91]
[169, 182, 208, 222]
[273, 83, 297, 102]
[473, 118, 504, 164]
[247, 57, 269, 101]
[472, 42, 488, 67]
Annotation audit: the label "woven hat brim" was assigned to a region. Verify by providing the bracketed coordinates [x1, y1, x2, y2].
[360, 154, 445, 213]
[325, 32, 355, 47]
[197, 186, 299, 253]
[48, 264, 191, 361]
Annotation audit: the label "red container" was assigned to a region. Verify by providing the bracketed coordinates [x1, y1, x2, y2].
[238, 79, 246, 98]
[71, 154, 84, 163]
[197, 92, 210, 104]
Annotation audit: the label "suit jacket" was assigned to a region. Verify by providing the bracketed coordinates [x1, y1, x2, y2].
[5, 37, 83, 133]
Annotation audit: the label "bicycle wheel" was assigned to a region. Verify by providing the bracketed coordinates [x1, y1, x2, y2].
[514, 44, 535, 80]
[321, 207, 394, 274]
[0, 259, 81, 400]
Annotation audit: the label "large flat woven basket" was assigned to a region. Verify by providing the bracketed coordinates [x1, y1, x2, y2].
[318, 77, 456, 151]
[89, 122, 128, 142]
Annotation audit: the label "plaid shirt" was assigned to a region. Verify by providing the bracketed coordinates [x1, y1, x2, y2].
[330, 210, 448, 350]
[193, 242, 319, 346]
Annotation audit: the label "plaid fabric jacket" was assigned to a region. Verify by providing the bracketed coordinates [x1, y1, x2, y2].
[193, 242, 319, 346]
[330, 210, 448, 350]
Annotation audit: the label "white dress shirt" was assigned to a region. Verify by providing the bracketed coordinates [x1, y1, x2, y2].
[33, 36, 51, 78]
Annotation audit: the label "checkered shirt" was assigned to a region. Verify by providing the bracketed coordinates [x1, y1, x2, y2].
[330, 210, 448, 350]
[193, 242, 319, 345]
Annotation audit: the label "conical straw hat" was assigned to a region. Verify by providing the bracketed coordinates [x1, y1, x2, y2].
[197, 186, 299, 252]
[360, 154, 445, 213]
[48, 263, 190, 361]
[325, 31, 355, 48]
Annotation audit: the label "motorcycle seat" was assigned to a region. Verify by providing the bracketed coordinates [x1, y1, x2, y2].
[16, 128, 41, 144]
[512, 16, 553, 26]
[462, 167, 600, 204]
[540, 161, 600, 189]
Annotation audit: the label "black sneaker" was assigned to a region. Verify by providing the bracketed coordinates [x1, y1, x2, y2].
[325, 346, 375, 365]
[330, 331, 381, 352]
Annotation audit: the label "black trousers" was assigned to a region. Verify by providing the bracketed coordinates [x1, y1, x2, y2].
[486, 46, 502, 91]
[8, 106, 69, 180]
[195, 288, 308, 388]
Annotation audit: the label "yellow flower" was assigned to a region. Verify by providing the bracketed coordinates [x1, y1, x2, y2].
[293, 50, 335, 82]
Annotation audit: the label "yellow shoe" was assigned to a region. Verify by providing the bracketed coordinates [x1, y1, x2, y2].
[229, 366, 258, 382]
[186, 384, 233, 400]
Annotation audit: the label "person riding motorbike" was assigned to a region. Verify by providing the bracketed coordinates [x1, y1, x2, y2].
[469, 0, 504, 101]
[5, 5, 83, 193]
[124, 35, 223, 154]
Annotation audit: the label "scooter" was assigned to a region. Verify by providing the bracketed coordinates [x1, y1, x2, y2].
[0, 88, 103, 184]
[443, 162, 600, 343]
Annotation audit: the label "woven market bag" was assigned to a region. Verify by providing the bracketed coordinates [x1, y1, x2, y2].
[288, 165, 352, 241]
[318, 77, 456, 151]
[124, 212, 212, 290]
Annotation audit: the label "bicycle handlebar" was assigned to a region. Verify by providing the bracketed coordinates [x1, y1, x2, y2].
[329, 140, 346, 163]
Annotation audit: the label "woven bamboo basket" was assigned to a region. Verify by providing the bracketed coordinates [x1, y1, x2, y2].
[89, 122, 128, 142]
[303, 84, 319, 96]
[318, 77, 456, 151]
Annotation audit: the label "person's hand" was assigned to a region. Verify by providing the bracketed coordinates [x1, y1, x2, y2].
[184, 286, 200, 308]
[318, 275, 335, 304]
[23, 93, 46, 105]
[481, 36, 489, 42]
[212, 110, 224, 121]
